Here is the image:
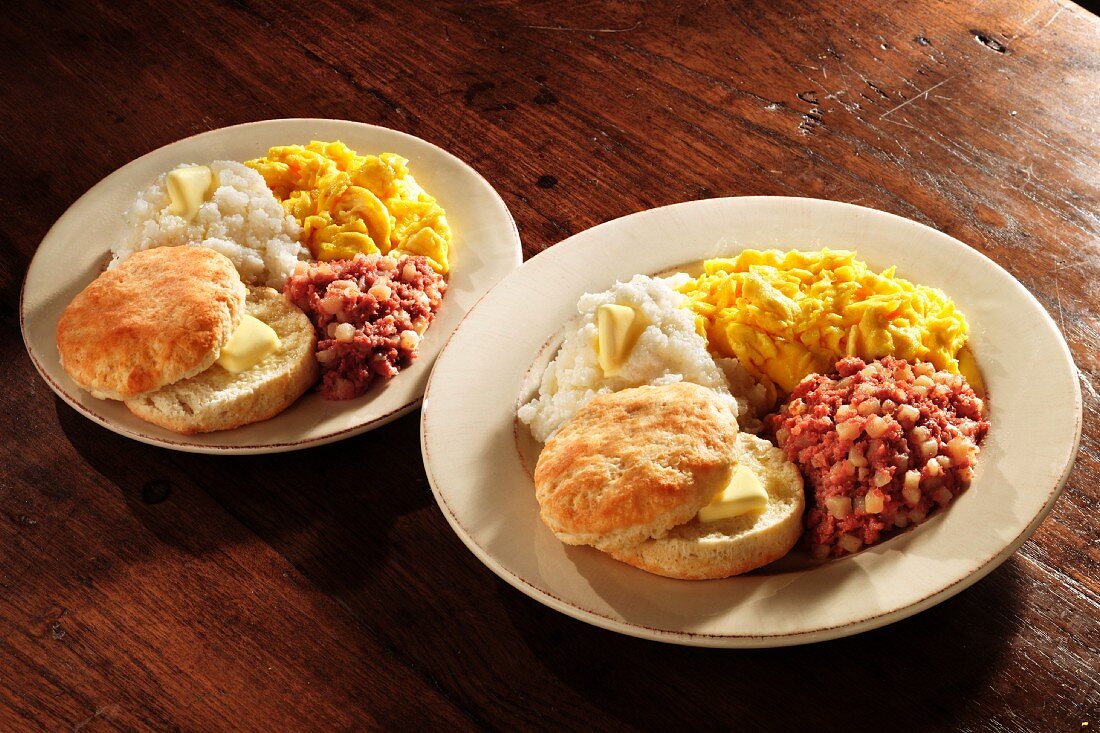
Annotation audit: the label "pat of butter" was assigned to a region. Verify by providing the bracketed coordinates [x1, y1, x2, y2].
[596, 303, 644, 377]
[956, 346, 985, 399]
[216, 314, 280, 374]
[167, 165, 217, 221]
[698, 465, 768, 522]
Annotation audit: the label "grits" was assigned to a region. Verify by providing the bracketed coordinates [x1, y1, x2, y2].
[110, 160, 306, 288]
[517, 274, 765, 443]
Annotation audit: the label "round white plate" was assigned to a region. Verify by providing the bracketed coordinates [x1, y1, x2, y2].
[421, 197, 1082, 647]
[21, 119, 521, 454]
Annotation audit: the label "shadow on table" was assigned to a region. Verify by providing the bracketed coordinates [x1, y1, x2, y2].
[57, 393, 1027, 731]
[497, 557, 1026, 731]
[57, 395, 431, 594]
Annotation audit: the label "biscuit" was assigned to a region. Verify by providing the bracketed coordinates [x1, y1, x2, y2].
[57, 246, 247, 400]
[124, 287, 318, 434]
[534, 382, 740, 551]
[608, 433, 805, 579]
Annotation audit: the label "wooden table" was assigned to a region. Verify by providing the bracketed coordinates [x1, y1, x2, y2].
[3, 0, 1097, 729]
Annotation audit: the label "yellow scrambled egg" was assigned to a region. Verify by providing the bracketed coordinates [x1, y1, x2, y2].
[680, 249, 970, 395]
[246, 141, 452, 273]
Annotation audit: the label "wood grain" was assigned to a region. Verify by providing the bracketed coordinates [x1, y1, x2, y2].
[1, 0, 1097, 730]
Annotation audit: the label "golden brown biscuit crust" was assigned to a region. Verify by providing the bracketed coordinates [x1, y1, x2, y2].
[56, 246, 247, 400]
[533, 382, 739, 550]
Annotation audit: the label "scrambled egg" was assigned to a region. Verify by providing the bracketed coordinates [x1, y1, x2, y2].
[246, 141, 452, 273]
[680, 249, 970, 395]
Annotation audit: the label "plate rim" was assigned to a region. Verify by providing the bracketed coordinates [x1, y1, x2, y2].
[21, 117, 522, 455]
[421, 195, 1083, 647]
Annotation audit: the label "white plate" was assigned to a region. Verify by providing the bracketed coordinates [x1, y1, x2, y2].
[421, 197, 1082, 647]
[21, 119, 521, 454]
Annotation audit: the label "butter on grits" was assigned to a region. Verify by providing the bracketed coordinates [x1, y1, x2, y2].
[679, 249, 970, 396]
[246, 141, 452, 273]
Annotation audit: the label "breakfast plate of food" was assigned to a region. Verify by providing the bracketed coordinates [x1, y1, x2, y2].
[21, 119, 521, 453]
[421, 196, 1081, 646]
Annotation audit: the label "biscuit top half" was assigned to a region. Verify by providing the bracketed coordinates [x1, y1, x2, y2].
[57, 246, 247, 400]
[533, 382, 740, 550]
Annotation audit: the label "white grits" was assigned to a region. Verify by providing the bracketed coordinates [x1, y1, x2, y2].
[109, 160, 307, 288]
[518, 274, 764, 443]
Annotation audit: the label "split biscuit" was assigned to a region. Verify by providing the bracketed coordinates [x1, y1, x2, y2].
[124, 287, 317, 434]
[608, 433, 805, 580]
[534, 382, 740, 552]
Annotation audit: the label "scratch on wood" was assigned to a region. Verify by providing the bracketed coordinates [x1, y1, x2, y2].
[1040, 6, 1065, 30]
[1018, 6, 1045, 32]
[880, 76, 959, 119]
[881, 76, 955, 118]
[881, 116, 916, 130]
[1055, 252, 1100, 272]
[1054, 281, 1068, 336]
[1017, 551, 1100, 614]
[72, 706, 113, 731]
[523, 21, 641, 33]
[1080, 367, 1099, 406]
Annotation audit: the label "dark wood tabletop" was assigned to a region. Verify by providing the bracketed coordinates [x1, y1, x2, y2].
[2, 0, 1098, 730]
